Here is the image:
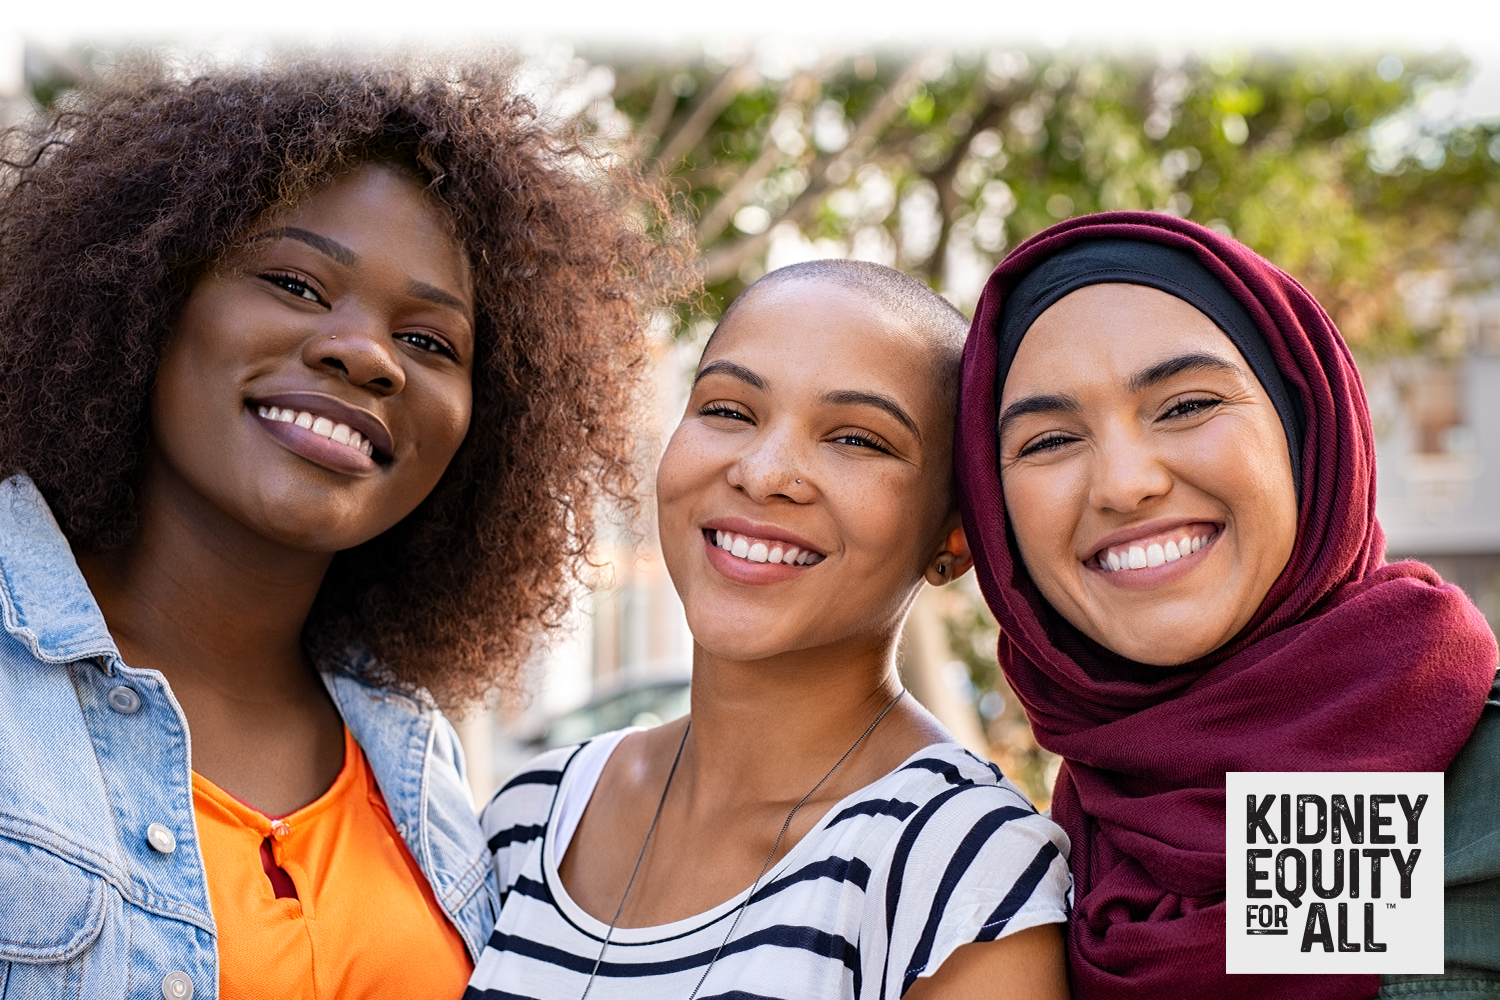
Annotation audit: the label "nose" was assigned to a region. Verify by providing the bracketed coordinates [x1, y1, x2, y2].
[1089, 420, 1173, 514]
[726, 422, 812, 503]
[302, 305, 405, 395]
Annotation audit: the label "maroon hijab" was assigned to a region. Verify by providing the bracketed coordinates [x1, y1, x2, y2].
[955, 212, 1498, 999]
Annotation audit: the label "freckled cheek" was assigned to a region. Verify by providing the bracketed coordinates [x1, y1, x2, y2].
[835, 467, 931, 571]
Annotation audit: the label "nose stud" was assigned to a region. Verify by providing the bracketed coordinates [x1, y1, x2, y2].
[796, 479, 802, 484]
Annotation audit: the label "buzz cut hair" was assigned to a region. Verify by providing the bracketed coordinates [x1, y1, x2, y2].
[705, 259, 971, 406]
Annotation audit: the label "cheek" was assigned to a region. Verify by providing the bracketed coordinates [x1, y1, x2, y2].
[1001, 461, 1088, 583]
[1176, 416, 1297, 545]
[427, 382, 473, 462]
[653, 426, 719, 560]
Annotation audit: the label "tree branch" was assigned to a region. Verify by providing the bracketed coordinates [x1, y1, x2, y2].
[652, 62, 759, 174]
[695, 71, 821, 247]
[701, 52, 944, 286]
[631, 72, 682, 166]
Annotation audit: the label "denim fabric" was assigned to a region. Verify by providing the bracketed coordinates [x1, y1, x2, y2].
[1380, 673, 1500, 998]
[0, 474, 498, 999]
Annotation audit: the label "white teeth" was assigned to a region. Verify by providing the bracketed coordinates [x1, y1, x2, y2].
[257, 406, 375, 458]
[1100, 530, 1217, 573]
[712, 531, 821, 566]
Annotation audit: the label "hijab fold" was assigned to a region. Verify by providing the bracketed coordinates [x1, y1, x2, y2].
[956, 212, 1498, 1000]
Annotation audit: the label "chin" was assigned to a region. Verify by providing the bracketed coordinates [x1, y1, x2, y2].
[1086, 620, 1226, 667]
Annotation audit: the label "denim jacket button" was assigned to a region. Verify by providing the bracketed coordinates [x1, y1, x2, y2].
[146, 823, 177, 854]
[161, 971, 193, 999]
[107, 685, 142, 714]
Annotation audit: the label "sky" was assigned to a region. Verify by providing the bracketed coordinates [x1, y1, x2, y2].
[4, 0, 1498, 121]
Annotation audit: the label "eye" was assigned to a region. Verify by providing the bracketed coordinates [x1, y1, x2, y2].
[1162, 397, 1222, 420]
[395, 331, 459, 362]
[261, 271, 325, 305]
[1018, 432, 1078, 457]
[700, 402, 753, 423]
[830, 429, 893, 454]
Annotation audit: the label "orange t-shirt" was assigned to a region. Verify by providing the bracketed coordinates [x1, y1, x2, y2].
[192, 727, 473, 1000]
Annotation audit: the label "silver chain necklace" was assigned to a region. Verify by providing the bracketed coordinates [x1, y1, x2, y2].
[577, 690, 906, 1000]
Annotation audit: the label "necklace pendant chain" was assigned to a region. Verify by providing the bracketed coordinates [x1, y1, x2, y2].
[577, 689, 906, 1000]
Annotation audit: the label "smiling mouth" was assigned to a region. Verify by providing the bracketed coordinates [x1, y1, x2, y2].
[256, 404, 377, 459]
[1094, 523, 1220, 572]
[706, 529, 825, 566]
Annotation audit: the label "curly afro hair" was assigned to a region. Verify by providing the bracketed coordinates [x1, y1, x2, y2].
[0, 55, 694, 707]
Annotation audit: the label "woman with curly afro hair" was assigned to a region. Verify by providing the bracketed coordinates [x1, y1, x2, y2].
[0, 55, 689, 999]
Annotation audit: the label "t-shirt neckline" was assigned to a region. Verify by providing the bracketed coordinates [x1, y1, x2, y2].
[540, 730, 962, 945]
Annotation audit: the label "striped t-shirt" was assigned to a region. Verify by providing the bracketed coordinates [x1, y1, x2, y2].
[464, 730, 1071, 1000]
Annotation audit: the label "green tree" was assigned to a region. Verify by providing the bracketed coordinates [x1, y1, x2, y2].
[589, 46, 1500, 355]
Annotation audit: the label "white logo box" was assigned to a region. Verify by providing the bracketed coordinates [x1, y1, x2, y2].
[1225, 771, 1444, 975]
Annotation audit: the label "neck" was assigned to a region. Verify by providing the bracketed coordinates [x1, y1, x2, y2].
[680, 631, 911, 802]
[77, 459, 333, 700]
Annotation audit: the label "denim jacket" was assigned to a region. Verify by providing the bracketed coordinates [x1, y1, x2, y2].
[0, 475, 498, 999]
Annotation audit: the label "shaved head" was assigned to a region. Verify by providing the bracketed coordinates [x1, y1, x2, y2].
[705, 259, 970, 411]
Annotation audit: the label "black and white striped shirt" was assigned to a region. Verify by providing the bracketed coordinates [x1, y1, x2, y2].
[464, 730, 1071, 1000]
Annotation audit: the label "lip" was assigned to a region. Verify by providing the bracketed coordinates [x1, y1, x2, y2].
[1083, 518, 1224, 591]
[247, 391, 394, 477]
[700, 516, 826, 586]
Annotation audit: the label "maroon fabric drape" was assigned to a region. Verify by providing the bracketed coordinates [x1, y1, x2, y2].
[955, 212, 1498, 1000]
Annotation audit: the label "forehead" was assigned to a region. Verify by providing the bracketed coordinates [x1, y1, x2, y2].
[706, 280, 946, 421]
[278, 165, 471, 292]
[1003, 282, 1238, 400]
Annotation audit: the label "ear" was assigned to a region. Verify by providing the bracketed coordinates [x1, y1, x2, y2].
[924, 524, 975, 587]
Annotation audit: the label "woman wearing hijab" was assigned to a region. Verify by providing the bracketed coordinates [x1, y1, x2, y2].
[954, 210, 1499, 999]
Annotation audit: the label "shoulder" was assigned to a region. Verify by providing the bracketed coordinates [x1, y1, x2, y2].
[481, 744, 582, 820]
[867, 744, 1071, 919]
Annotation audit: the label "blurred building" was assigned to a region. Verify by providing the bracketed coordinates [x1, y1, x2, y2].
[1372, 248, 1500, 629]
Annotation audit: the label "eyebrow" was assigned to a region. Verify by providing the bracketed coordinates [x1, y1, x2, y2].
[282, 227, 359, 267]
[407, 278, 470, 315]
[693, 359, 767, 390]
[998, 352, 1245, 438]
[821, 389, 921, 441]
[998, 393, 1082, 439]
[1127, 352, 1242, 394]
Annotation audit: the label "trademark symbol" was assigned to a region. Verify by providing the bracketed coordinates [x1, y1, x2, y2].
[1386, 903, 1397, 909]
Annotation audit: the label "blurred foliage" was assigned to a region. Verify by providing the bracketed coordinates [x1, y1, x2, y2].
[932, 577, 1060, 808]
[584, 46, 1500, 356]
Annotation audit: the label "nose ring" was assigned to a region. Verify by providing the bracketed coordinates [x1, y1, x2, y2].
[796, 479, 802, 484]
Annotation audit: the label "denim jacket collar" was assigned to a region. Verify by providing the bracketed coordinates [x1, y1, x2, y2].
[0, 475, 121, 668]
